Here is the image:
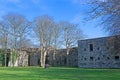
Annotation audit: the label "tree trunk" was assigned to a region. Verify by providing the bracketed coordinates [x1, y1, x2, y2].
[40, 50, 44, 67]
[53, 49, 56, 66]
[8, 49, 13, 67]
[18, 36, 22, 66]
[4, 36, 7, 67]
[66, 48, 70, 66]
[4, 53, 7, 67]
[43, 50, 47, 68]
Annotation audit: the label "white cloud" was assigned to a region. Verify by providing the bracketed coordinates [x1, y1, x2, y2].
[71, 14, 84, 24]
[31, 0, 48, 11]
[0, 0, 21, 7]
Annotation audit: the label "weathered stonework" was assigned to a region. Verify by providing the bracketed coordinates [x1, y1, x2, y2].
[78, 36, 120, 68]
[8, 50, 28, 67]
[28, 52, 40, 66]
[52, 48, 77, 67]
[4, 47, 77, 67]
[28, 47, 78, 67]
[1, 36, 120, 68]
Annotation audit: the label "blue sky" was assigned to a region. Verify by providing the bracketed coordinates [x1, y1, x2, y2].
[0, 0, 108, 39]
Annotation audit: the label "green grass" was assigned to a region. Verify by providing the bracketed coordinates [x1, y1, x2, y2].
[0, 67, 120, 80]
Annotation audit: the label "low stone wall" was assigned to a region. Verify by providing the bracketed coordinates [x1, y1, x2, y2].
[28, 47, 78, 67]
[3, 47, 78, 67]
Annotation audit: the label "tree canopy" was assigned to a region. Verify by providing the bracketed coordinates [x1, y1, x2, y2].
[88, 0, 120, 35]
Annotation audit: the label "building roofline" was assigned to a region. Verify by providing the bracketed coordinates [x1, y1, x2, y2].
[78, 35, 120, 42]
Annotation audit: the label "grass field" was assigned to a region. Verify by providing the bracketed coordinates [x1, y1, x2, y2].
[0, 67, 120, 80]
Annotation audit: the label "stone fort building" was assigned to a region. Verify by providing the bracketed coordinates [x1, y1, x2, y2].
[78, 36, 120, 68]
[0, 47, 78, 67]
[1, 36, 120, 68]
[28, 47, 78, 67]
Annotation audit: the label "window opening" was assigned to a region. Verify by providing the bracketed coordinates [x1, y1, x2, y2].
[90, 57, 93, 61]
[90, 44, 93, 51]
[115, 56, 119, 60]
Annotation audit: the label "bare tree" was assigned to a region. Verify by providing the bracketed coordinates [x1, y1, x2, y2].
[86, 0, 120, 53]
[2, 13, 30, 66]
[51, 23, 62, 64]
[33, 15, 56, 68]
[60, 21, 84, 66]
[0, 21, 9, 67]
[87, 0, 120, 35]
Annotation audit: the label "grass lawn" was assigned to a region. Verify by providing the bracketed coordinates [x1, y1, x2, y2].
[0, 67, 120, 80]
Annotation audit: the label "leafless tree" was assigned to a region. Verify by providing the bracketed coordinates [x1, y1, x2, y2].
[87, 0, 120, 35]
[33, 15, 56, 68]
[0, 21, 9, 67]
[51, 23, 62, 64]
[2, 13, 30, 66]
[86, 0, 120, 53]
[60, 21, 84, 66]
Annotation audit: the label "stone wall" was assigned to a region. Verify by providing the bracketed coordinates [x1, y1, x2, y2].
[28, 52, 40, 66]
[78, 36, 120, 68]
[28, 47, 78, 67]
[4, 36, 120, 68]
[8, 50, 28, 67]
[46, 47, 78, 67]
